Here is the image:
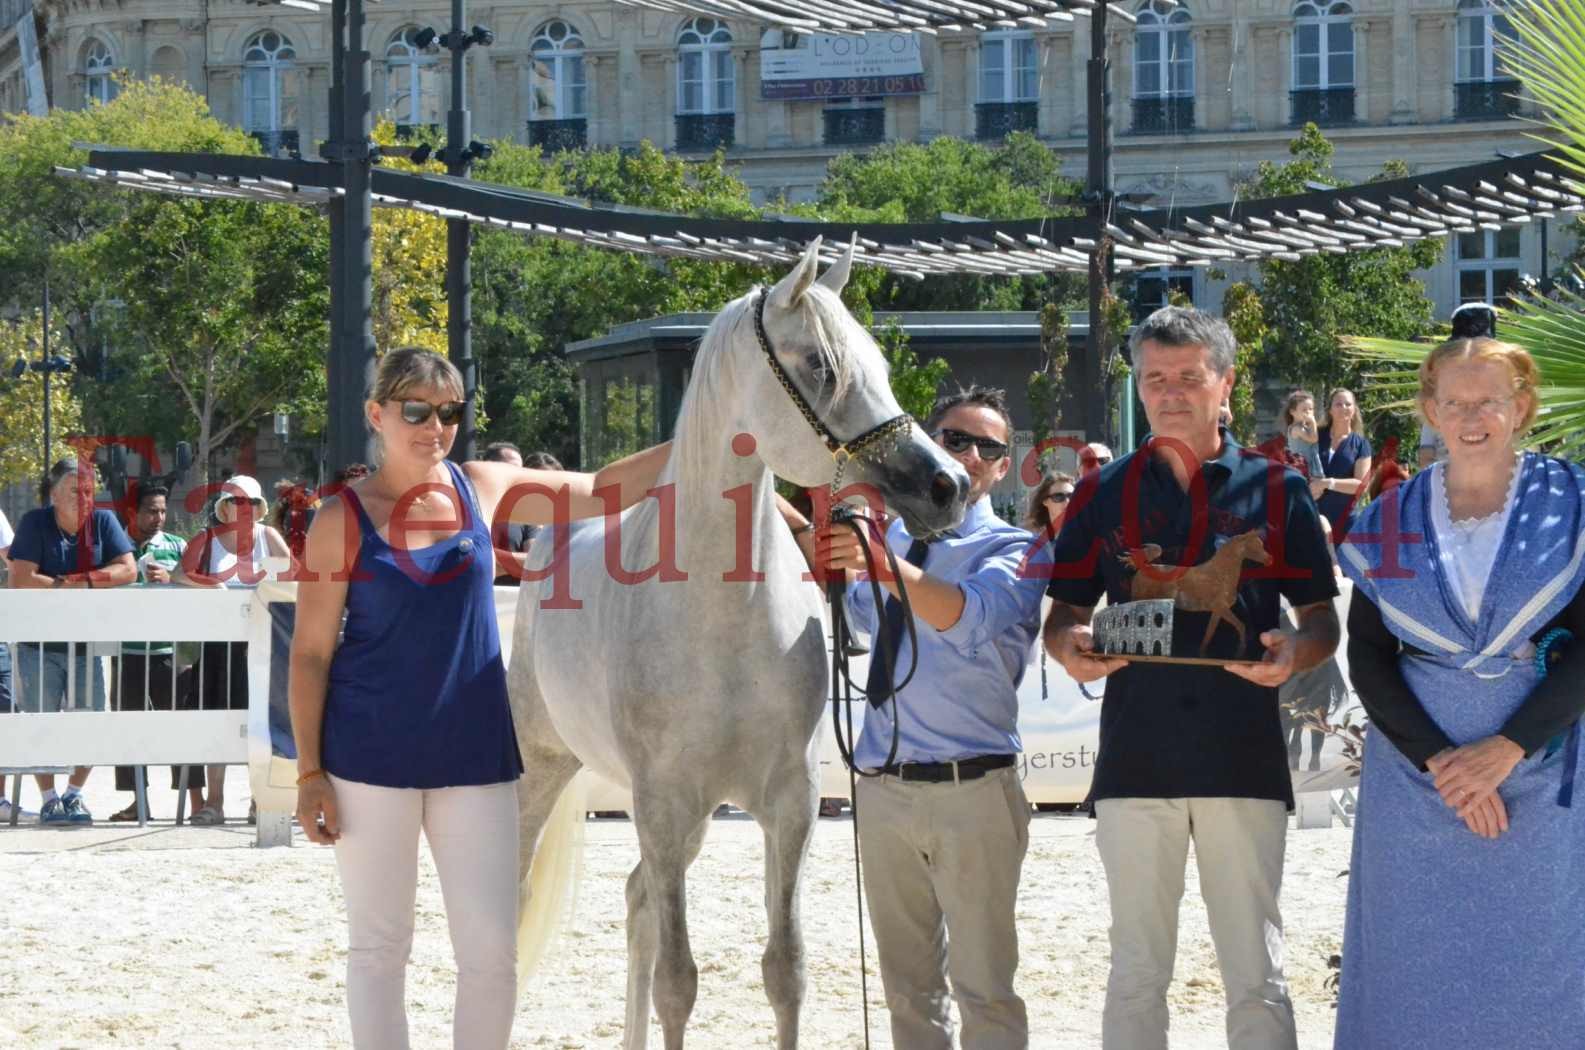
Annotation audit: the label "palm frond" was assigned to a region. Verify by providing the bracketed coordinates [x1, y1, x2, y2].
[1344, 282, 1585, 460]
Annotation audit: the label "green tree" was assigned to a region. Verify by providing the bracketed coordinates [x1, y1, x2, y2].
[806, 133, 1085, 314]
[0, 311, 86, 491]
[1239, 124, 1441, 453]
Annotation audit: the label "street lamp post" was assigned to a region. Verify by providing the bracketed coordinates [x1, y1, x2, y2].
[8, 278, 74, 478]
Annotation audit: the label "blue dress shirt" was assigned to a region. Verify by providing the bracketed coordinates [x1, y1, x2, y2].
[844, 497, 1047, 769]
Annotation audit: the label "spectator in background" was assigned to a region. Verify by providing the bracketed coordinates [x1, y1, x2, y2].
[179, 474, 292, 825]
[0, 506, 27, 824]
[109, 484, 199, 822]
[7, 458, 138, 825]
[1082, 442, 1114, 474]
[479, 444, 564, 586]
[1281, 390, 1325, 480]
[1314, 388, 1373, 538]
[273, 479, 321, 563]
[0, 506, 11, 711]
[1024, 470, 1076, 538]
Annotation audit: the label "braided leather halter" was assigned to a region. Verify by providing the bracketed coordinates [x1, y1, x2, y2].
[753, 290, 913, 494]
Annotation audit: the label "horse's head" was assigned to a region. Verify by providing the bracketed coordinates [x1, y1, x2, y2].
[1230, 530, 1273, 567]
[741, 238, 969, 536]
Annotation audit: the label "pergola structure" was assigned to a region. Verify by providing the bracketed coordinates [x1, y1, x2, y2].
[54, 0, 1574, 469]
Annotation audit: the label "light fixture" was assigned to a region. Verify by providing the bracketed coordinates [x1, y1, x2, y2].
[413, 26, 439, 50]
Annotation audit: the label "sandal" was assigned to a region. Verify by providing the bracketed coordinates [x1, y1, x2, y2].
[189, 805, 224, 826]
[109, 803, 143, 823]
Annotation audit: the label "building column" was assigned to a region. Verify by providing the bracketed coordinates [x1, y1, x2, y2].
[1352, 19, 1369, 124]
[733, 44, 754, 147]
[1230, 15, 1253, 130]
[1191, 25, 1208, 130]
[1037, 33, 1058, 138]
[121, 20, 148, 78]
[1069, 29, 1087, 137]
[1390, 3, 1415, 123]
[618, 24, 640, 145]
[918, 34, 941, 140]
[1441, 14, 1458, 121]
[662, 54, 678, 149]
[1277, 26, 1293, 128]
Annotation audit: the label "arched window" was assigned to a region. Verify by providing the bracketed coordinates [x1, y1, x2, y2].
[529, 21, 587, 122]
[1132, 0, 1193, 133]
[85, 39, 116, 105]
[677, 18, 733, 115]
[1455, 0, 1518, 119]
[242, 31, 297, 134]
[979, 29, 1037, 104]
[1293, 1, 1353, 90]
[386, 26, 442, 128]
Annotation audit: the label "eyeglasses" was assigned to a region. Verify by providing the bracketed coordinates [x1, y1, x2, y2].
[397, 399, 466, 426]
[1045, 492, 1073, 504]
[935, 428, 1009, 461]
[1435, 396, 1513, 419]
[218, 496, 265, 509]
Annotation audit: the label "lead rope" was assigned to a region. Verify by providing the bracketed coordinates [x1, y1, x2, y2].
[824, 502, 921, 1050]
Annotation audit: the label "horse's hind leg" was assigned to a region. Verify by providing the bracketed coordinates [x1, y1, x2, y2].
[752, 767, 818, 1049]
[622, 815, 710, 1050]
[633, 793, 714, 1050]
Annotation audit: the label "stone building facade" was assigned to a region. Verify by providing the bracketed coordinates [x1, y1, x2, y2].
[0, 0, 1566, 316]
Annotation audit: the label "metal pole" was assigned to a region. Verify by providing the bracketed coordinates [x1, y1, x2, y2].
[1539, 217, 1552, 296]
[325, 0, 346, 484]
[41, 276, 50, 476]
[1084, 2, 1113, 442]
[446, 0, 477, 463]
[334, 0, 375, 474]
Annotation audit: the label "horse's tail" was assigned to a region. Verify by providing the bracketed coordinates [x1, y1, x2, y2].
[515, 774, 588, 992]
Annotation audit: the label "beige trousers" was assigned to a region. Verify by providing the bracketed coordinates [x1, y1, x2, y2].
[856, 765, 1032, 1050]
[1094, 796, 1298, 1050]
[330, 775, 521, 1050]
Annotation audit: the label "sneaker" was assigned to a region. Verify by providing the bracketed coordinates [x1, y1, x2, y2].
[61, 793, 93, 825]
[39, 797, 69, 826]
[0, 798, 38, 825]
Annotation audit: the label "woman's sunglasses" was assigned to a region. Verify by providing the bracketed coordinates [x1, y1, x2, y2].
[1045, 492, 1073, 504]
[936, 427, 1009, 461]
[397, 399, 466, 426]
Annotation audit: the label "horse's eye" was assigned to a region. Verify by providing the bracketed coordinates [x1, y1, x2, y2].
[803, 353, 829, 388]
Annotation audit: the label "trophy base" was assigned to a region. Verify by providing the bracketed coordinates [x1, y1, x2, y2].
[1107, 653, 1262, 668]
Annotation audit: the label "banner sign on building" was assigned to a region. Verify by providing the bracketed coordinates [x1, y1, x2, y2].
[760, 31, 925, 101]
[15, 8, 49, 117]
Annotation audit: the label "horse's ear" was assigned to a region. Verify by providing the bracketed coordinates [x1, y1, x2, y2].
[768, 237, 823, 312]
[816, 233, 857, 294]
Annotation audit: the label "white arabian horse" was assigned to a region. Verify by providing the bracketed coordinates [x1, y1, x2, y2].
[508, 238, 970, 1049]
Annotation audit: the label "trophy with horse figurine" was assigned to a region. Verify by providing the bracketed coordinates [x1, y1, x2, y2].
[1092, 530, 1272, 666]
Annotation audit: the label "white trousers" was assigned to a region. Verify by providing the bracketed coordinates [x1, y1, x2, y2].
[1094, 797, 1297, 1050]
[330, 775, 521, 1050]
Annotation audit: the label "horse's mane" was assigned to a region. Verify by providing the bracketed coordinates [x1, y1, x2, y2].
[670, 282, 860, 490]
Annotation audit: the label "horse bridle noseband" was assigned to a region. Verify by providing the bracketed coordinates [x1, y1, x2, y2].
[753, 291, 913, 493]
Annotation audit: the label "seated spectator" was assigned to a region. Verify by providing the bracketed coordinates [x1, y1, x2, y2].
[110, 484, 200, 822]
[179, 474, 292, 825]
[7, 458, 137, 825]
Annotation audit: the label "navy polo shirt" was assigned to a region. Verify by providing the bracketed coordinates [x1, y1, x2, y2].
[1046, 430, 1338, 807]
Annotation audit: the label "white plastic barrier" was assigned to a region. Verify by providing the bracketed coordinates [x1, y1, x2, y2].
[1, 582, 1360, 844]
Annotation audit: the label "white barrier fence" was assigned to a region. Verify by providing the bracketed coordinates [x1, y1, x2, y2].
[0, 583, 1360, 847]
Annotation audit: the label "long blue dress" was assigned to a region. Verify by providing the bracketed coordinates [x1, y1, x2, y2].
[1334, 452, 1585, 1049]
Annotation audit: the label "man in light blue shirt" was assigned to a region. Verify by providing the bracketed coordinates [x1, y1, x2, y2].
[810, 385, 1045, 1050]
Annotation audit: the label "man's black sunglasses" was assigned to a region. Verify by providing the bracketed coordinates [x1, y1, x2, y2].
[398, 399, 466, 426]
[935, 428, 1009, 461]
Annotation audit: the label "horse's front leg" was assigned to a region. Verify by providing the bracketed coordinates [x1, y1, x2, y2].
[749, 764, 819, 1049]
[633, 791, 713, 1050]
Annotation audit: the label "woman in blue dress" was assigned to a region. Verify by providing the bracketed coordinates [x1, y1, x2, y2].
[1315, 388, 1373, 538]
[288, 347, 670, 1049]
[1335, 337, 1585, 1049]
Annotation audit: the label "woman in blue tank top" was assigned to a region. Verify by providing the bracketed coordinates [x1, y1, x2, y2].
[287, 348, 670, 1049]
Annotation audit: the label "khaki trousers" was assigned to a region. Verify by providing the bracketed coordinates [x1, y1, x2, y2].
[856, 765, 1031, 1050]
[1094, 797, 1298, 1050]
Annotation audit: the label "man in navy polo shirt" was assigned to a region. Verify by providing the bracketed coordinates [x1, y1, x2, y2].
[1045, 307, 1339, 1050]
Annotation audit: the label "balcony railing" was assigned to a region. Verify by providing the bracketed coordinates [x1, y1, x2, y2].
[1131, 95, 1195, 135]
[249, 129, 301, 157]
[674, 113, 735, 152]
[1289, 87, 1355, 127]
[975, 101, 1039, 141]
[1454, 79, 1520, 121]
[822, 107, 885, 147]
[529, 118, 588, 152]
